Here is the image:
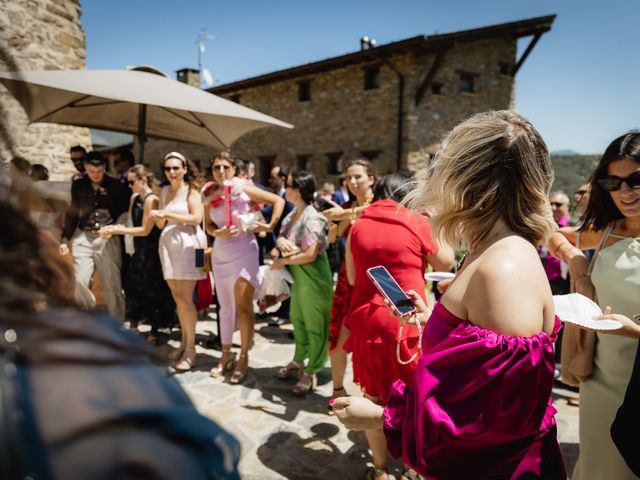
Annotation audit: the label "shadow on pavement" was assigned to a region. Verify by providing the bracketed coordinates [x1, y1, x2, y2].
[257, 425, 384, 479]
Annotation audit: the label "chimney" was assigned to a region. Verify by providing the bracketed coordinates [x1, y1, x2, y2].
[176, 68, 200, 88]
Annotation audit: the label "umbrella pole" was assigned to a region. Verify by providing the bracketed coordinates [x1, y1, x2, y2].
[137, 104, 147, 164]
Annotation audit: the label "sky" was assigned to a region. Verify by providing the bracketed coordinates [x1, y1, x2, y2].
[81, 0, 640, 154]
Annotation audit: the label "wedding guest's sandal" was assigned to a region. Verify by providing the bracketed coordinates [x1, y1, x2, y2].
[168, 346, 185, 361]
[229, 354, 248, 384]
[174, 347, 196, 372]
[210, 348, 236, 378]
[400, 468, 420, 480]
[292, 373, 316, 396]
[364, 467, 389, 480]
[276, 361, 303, 379]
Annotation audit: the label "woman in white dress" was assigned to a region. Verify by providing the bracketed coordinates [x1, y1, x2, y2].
[151, 152, 206, 372]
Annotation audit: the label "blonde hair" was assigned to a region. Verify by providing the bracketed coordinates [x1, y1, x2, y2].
[406, 110, 555, 251]
[127, 164, 154, 183]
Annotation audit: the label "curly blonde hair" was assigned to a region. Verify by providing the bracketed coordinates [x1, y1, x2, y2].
[406, 110, 555, 251]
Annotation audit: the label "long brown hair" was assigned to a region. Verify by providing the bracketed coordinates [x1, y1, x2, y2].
[580, 132, 640, 232]
[163, 151, 204, 191]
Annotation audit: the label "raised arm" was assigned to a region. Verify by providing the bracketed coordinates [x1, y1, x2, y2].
[426, 240, 455, 272]
[244, 184, 285, 232]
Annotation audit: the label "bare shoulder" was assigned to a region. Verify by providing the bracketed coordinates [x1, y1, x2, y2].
[465, 237, 552, 336]
[187, 187, 202, 202]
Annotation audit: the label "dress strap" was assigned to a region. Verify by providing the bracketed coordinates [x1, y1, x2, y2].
[141, 191, 157, 204]
[587, 224, 614, 276]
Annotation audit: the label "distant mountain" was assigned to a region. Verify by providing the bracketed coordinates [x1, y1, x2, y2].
[551, 149, 580, 156]
[550, 153, 601, 195]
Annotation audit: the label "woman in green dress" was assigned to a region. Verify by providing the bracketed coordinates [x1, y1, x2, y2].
[272, 170, 333, 396]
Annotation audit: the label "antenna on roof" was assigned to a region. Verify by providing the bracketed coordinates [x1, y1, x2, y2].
[196, 28, 217, 88]
[360, 36, 377, 50]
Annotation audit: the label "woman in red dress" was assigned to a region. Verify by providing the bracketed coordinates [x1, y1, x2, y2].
[343, 172, 454, 479]
[323, 159, 377, 405]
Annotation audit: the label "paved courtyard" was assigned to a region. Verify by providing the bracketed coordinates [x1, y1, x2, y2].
[159, 312, 580, 479]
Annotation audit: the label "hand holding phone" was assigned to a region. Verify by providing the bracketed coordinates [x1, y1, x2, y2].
[366, 266, 416, 316]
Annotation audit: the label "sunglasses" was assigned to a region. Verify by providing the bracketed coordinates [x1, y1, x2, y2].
[213, 164, 231, 171]
[163, 166, 181, 172]
[598, 172, 640, 192]
[550, 202, 567, 208]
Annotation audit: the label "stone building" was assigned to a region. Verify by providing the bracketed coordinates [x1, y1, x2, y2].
[196, 15, 554, 184]
[0, 0, 91, 179]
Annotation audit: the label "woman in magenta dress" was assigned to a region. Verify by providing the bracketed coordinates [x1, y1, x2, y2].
[203, 152, 284, 384]
[343, 172, 454, 479]
[333, 111, 566, 479]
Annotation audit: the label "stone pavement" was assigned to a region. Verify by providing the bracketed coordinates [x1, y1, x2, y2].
[165, 315, 579, 479]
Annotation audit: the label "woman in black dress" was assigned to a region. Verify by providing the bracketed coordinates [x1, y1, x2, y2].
[100, 164, 175, 343]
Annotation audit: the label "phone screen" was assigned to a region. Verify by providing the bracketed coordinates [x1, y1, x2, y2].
[367, 266, 415, 315]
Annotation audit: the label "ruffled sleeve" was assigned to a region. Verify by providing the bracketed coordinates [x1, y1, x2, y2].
[383, 303, 563, 478]
[300, 207, 328, 252]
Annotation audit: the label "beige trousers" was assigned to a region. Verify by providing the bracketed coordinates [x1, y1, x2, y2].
[71, 230, 125, 320]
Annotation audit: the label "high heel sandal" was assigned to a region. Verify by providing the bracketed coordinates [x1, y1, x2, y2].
[292, 373, 316, 396]
[168, 346, 185, 361]
[229, 354, 248, 384]
[276, 361, 303, 380]
[327, 386, 348, 415]
[174, 347, 196, 372]
[210, 349, 236, 378]
[364, 467, 389, 480]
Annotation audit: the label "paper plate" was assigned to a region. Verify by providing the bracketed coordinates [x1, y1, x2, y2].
[424, 272, 456, 282]
[553, 293, 622, 331]
[561, 315, 623, 331]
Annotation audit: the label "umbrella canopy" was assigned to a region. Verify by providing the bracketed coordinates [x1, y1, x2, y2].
[0, 69, 293, 159]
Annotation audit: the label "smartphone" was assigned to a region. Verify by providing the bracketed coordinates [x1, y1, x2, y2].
[366, 266, 416, 315]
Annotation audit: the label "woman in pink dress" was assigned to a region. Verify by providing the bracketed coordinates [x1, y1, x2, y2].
[203, 152, 284, 383]
[150, 152, 205, 372]
[333, 111, 566, 479]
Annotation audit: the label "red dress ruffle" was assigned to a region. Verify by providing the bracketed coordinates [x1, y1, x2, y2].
[343, 200, 437, 402]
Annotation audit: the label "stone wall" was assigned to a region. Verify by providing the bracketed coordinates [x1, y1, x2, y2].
[0, 0, 91, 179]
[145, 36, 518, 185]
[405, 37, 516, 171]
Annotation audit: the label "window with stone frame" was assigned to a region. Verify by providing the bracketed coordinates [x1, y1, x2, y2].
[298, 80, 311, 102]
[363, 65, 380, 90]
[326, 152, 344, 175]
[296, 154, 311, 171]
[431, 82, 444, 95]
[457, 71, 478, 93]
[258, 155, 277, 185]
[230, 94, 241, 104]
[359, 149, 382, 161]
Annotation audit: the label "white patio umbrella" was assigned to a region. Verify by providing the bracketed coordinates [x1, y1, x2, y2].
[0, 69, 293, 162]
